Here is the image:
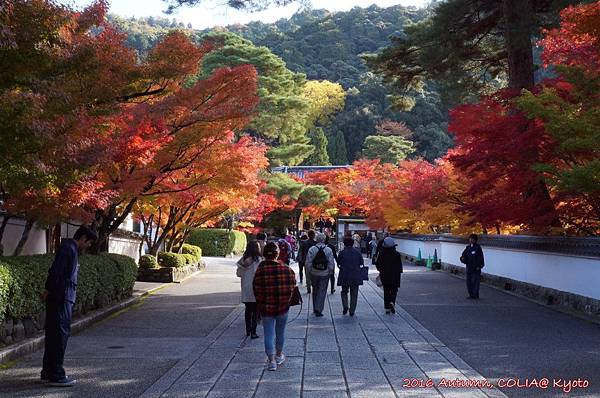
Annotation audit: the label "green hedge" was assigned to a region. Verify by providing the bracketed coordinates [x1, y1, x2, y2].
[139, 254, 159, 269]
[0, 253, 137, 324]
[186, 229, 247, 257]
[157, 252, 186, 268]
[181, 243, 202, 263]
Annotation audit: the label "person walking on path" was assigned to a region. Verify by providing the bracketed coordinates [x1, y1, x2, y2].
[306, 233, 336, 317]
[284, 230, 297, 262]
[365, 233, 373, 259]
[256, 232, 268, 254]
[375, 237, 403, 314]
[236, 241, 262, 339]
[369, 237, 378, 261]
[299, 230, 317, 293]
[296, 234, 308, 284]
[352, 231, 361, 250]
[337, 237, 364, 316]
[460, 234, 485, 299]
[41, 225, 97, 387]
[325, 234, 338, 294]
[277, 234, 292, 266]
[253, 242, 297, 371]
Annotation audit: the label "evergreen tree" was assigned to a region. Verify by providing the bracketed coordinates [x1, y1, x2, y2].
[362, 135, 415, 165]
[304, 128, 330, 165]
[327, 129, 349, 165]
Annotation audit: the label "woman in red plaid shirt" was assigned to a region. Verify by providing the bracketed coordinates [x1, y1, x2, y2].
[253, 242, 297, 371]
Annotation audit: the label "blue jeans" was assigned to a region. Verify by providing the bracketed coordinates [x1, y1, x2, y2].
[262, 311, 288, 356]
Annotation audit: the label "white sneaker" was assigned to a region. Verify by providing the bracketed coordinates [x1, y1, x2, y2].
[267, 359, 277, 371]
[275, 353, 285, 365]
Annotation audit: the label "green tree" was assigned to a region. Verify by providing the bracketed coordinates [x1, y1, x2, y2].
[198, 31, 312, 165]
[327, 129, 348, 165]
[304, 128, 330, 166]
[362, 135, 415, 165]
[365, 0, 590, 101]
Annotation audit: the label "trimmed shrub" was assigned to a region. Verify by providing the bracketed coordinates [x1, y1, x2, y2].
[139, 254, 159, 269]
[0, 253, 137, 324]
[0, 264, 11, 324]
[182, 253, 196, 265]
[157, 252, 186, 268]
[232, 231, 247, 255]
[100, 253, 138, 298]
[181, 243, 202, 263]
[186, 229, 247, 257]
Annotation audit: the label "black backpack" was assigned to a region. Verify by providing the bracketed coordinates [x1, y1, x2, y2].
[312, 247, 328, 271]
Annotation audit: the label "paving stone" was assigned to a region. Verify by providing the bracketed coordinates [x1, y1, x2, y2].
[302, 390, 348, 398]
[303, 374, 346, 391]
[304, 366, 343, 378]
[206, 390, 255, 398]
[212, 377, 260, 391]
[254, 381, 301, 398]
[305, 350, 341, 364]
[162, 382, 212, 398]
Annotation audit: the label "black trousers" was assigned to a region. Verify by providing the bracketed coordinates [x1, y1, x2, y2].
[42, 300, 73, 381]
[328, 272, 335, 293]
[298, 262, 305, 283]
[466, 271, 481, 298]
[244, 302, 258, 334]
[383, 285, 398, 309]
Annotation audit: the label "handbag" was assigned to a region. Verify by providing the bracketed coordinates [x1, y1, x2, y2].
[289, 286, 303, 306]
[361, 266, 369, 281]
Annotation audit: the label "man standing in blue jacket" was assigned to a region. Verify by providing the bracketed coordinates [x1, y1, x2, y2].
[41, 225, 97, 387]
[460, 234, 485, 299]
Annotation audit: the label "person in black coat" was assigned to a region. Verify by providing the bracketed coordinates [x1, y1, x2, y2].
[41, 225, 97, 387]
[375, 237, 403, 314]
[298, 230, 316, 293]
[460, 234, 485, 299]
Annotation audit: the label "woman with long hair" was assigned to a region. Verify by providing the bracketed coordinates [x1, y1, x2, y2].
[236, 240, 263, 338]
[253, 242, 297, 371]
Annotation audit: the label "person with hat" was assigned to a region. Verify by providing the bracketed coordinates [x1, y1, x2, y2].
[306, 232, 336, 317]
[375, 236, 403, 314]
[460, 234, 485, 299]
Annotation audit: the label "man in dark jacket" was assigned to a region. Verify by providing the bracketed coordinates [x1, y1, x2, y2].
[298, 230, 316, 293]
[337, 237, 364, 316]
[460, 234, 485, 299]
[41, 225, 97, 387]
[375, 237, 403, 314]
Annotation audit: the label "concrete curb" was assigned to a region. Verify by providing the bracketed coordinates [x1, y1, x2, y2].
[0, 282, 170, 365]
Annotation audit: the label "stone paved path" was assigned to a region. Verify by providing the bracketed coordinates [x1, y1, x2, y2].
[143, 261, 507, 398]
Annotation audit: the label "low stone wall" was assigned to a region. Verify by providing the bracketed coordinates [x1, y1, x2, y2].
[137, 261, 206, 283]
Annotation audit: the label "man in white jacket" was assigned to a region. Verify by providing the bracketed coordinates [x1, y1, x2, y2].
[306, 233, 336, 317]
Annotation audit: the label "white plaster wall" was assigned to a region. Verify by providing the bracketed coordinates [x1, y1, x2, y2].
[0, 218, 47, 255]
[394, 237, 600, 300]
[108, 236, 141, 263]
[395, 239, 424, 258]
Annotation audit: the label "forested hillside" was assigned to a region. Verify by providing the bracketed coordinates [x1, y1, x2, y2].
[108, 4, 453, 164]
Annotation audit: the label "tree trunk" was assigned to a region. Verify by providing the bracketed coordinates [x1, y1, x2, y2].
[90, 199, 138, 254]
[0, 215, 11, 256]
[13, 219, 34, 256]
[502, 0, 535, 90]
